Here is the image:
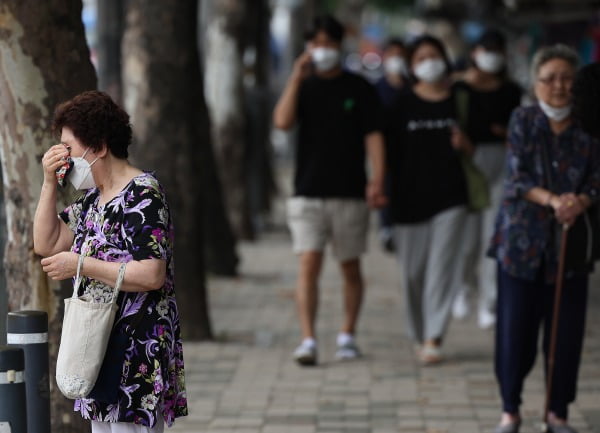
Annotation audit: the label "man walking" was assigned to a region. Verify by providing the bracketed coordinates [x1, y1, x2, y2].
[273, 15, 386, 366]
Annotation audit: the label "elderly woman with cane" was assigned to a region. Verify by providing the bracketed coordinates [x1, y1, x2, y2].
[488, 45, 600, 433]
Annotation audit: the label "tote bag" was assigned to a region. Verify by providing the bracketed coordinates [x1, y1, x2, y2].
[455, 87, 490, 212]
[56, 256, 126, 399]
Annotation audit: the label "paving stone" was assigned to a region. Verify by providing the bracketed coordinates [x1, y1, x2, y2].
[166, 224, 600, 433]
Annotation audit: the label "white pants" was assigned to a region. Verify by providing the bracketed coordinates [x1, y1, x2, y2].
[393, 206, 468, 343]
[458, 145, 506, 312]
[91, 415, 164, 433]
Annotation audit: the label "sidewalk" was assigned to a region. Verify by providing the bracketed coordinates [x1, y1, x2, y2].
[169, 226, 600, 433]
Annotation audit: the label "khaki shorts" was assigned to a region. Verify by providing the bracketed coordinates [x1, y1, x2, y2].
[287, 197, 370, 262]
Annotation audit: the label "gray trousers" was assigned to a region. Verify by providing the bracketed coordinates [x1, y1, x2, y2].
[393, 206, 468, 343]
[459, 145, 507, 312]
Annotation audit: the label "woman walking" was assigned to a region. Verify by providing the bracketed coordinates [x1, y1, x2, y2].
[489, 45, 600, 433]
[385, 35, 472, 364]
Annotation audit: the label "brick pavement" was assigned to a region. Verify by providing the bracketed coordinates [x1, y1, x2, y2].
[168, 228, 600, 433]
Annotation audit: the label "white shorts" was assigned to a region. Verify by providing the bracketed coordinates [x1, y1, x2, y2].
[91, 414, 164, 433]
[287, 197, 370, 262]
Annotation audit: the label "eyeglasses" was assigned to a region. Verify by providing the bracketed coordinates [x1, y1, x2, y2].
[537, 75, 574, 85]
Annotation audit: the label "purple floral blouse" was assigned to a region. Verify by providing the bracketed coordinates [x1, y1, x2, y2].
[489, 105, 600, 283]
[59, 172, 188, 427]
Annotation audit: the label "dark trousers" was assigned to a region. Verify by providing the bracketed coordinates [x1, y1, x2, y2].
[495, 265, 588, 419]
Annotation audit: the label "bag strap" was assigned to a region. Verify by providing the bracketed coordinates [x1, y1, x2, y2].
[72, 254, 86, 298]
[454, 86, 469, 132]
[110, 262, 127, 304]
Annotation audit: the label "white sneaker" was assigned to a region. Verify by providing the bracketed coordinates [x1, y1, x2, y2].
[452, 291, 470, 320]
[293, 342, 317, 366]
[335, 339, 362, 360]
[478, 309, 496, 330]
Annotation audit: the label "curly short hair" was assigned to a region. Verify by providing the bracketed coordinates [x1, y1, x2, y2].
[572, 62, 600, 139]
[52, 90, 132, 159]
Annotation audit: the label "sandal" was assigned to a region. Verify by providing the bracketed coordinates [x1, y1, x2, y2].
[419, 342, 442, 365]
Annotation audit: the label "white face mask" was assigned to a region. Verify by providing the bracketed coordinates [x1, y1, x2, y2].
[474, 51, 505, 73]
[384, 56, 407, 76]
[413, 58, 447, 83]
[539, 100, 572, 122]
[69, 148, 99, 190]
[311, 47, 341, 72]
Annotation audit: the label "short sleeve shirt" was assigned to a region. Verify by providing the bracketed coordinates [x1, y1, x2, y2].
[295, 71, 382, 198]
[60, 172, 188, 427]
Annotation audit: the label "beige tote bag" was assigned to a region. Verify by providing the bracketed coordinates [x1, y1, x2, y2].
[56, 256, 126, 399]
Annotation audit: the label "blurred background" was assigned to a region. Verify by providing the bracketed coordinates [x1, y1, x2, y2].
[1, 1, 600, 428]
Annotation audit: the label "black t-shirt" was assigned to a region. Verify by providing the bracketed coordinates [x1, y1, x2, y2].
[295, 71, 382, 198]
[375, 77, 407, 108]
[385, 87, 468, 224]
[455, 80, 522, 145]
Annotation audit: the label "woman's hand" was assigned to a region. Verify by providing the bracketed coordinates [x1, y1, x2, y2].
[450, 126, 474, 156]
[552, 192, 587, 226]
[41, 144, 70, 186]
[41, 251, 79, 280]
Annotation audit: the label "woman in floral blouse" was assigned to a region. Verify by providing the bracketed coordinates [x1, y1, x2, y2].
[489, 45, 600, 433]
[33, 91, 187, 432]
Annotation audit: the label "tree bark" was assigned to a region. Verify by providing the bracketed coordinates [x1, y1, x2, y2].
[97, 0, 124, 104]
[203, 0, 254, 239]
[122, 0, 216, 340]
[244, 0, 277, 227]
[0, 1, 95, 431]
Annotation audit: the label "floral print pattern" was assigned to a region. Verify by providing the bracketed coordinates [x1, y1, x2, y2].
[60, 172, 187, 427]
[488, 105, 600, 283]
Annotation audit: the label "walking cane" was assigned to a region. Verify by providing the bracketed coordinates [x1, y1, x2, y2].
[540, 223, 569, 433]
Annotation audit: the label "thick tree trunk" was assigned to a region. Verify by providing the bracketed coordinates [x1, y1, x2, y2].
[97, 0, 124, 104]
[203, 0, 254, 239]
[0, 170, 6, 344]
[122, 0, 215, 340]
[0, 2, 95, 431]
[244, 0, 277, 227]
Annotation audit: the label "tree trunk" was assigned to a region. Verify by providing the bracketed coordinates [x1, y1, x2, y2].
[122, 0, 215, 340]
[0, 169, 6, 344]
[244, 0, 277, 228]
[0, 2, 95, 432]
[97, 0, 124, 104]
[203, 0, 254, 240]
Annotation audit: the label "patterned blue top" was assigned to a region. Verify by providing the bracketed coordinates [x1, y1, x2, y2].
[489, 105, 600, 282]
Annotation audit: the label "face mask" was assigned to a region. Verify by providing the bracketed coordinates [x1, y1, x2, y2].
[69, 148, 99, 190]
[539, 100, 572, 122]
[384, 56, 407, 76]
[474, 51, 505, 73]
[413, 58, 447, 83]
[311, 47, 341, 72]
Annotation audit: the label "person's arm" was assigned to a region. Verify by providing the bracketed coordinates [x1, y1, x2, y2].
[40, 252, 165, 292]
[365, 131, 387, 208]
[273, 51, 312, 130]
[33, 144, 75, 257]
[450, 126, 475, 157]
